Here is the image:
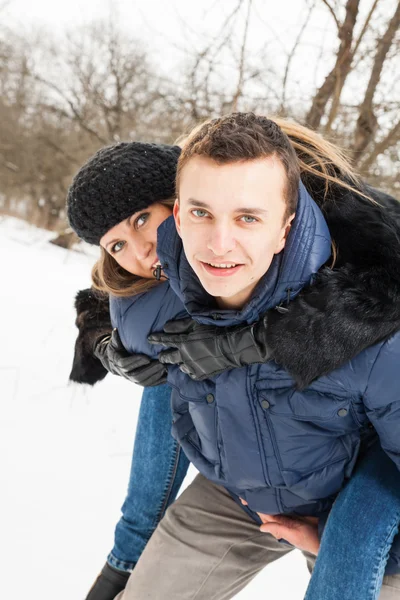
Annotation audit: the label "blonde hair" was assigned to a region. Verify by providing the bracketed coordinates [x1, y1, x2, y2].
[91, 199, 175, 298]
[273, 117, 374, 203]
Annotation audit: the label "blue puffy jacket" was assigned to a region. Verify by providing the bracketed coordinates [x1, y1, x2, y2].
[111, 182, 400, 566]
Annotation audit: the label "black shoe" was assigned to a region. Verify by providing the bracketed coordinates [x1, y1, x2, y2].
[85, 562, 131, 600]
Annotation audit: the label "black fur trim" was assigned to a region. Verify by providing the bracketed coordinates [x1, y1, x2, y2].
[267, 183, 400, 388]
[69, 288, 112, 385]
[74, 288, 109, 317]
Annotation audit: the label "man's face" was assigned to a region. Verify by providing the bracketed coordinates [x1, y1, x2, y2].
[174, 156, 295, 310]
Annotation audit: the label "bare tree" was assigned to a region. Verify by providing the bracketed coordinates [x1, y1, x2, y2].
[353, 1, 400, 159]
[306, 0, 361, 130]
[2, 0, 400, 233]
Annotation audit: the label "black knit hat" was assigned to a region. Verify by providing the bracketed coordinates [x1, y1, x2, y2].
[67, 142, 181, 245]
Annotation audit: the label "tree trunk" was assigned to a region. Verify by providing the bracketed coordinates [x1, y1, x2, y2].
[306, 0, 360, 130]
[352, 1, 400, 160]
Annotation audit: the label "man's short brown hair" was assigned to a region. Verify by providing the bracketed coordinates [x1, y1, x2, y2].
[177, 113, 300, 220]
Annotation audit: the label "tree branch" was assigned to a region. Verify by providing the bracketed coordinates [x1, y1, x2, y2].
[37, 135, 82, 167]
[33, 74, 108, 145]
[351, 0, 380, 59]
[324, 0, 381, 132]
[320, 0, 341, 31]
[280, 1, 315, 113]
[359, 119, 400, 172]
[353, 1, 400, 158]
[306, 0, 360, 129]
[231, 0, 253, 111]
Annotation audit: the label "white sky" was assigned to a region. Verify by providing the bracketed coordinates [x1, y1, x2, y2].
[6, 0, 396, 101]
[5, 0, 326, 33]
[3, 0, 342, 111]
[4, 0, 335, 75]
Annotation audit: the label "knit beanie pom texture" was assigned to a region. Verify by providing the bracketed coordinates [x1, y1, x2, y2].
[67, 142, 181, 245]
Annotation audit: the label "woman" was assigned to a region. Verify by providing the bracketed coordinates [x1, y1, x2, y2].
[68, 142, 191, 600]
[69, 123, 400, 600]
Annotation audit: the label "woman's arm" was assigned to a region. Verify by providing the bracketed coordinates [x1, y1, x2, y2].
[95, 329, 167, 387]
[69, 288, 167, 387]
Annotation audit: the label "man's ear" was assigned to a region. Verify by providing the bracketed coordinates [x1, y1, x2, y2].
[275, 213, 296, 254]
[173, 198, 182, 237]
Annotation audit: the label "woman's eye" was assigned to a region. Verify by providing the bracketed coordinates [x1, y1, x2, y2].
[192, 209, 209, 218]
[111, 240, 125, 253]
[135, 212, 150, 229]
[240, 215, 257, 223]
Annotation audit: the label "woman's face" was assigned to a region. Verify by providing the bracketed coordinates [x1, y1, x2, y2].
[100, 202, 173, 278]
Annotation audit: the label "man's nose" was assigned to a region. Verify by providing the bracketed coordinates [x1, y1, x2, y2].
[207, 223, 236, 256]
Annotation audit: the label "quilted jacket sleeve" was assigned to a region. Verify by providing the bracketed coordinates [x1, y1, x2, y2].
[363, 332, 400, 472]
[109, 283, 187, 358]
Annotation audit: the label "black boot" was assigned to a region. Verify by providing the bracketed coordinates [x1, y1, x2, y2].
[85, 562, 131, 600]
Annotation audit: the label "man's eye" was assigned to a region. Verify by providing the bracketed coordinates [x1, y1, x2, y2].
[111, 241, 125, 253]
[192, 209, 209, 218]
[240, 215, 257, 223]
[135, 212, 150, 229]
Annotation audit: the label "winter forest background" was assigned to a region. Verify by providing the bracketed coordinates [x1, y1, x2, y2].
[2, 0, 400, 238]
[1, 1, 400, 598]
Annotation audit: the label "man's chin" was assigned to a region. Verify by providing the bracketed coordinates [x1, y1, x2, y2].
[191, 263, 250, 305]
[196, 278, 238, 301]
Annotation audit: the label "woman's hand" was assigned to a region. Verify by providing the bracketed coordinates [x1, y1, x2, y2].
[95, 329, 168, 387]
[240, 498, 320, 555]
[148, 316, 272, 380]
[259, 513, 320, 555]
[257, 510, 320, 555]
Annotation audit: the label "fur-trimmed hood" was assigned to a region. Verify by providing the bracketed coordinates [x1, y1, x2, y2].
[266, 179, 400, 387]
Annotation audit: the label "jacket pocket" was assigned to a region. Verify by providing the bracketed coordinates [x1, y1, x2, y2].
[169, 371, 221, 468]
[255, 379, 359, 492]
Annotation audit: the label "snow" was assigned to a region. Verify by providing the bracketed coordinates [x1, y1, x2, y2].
[0, 216, 310, 599]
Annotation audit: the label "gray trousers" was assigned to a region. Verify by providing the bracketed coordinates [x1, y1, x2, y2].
[115, 473, 400, 600]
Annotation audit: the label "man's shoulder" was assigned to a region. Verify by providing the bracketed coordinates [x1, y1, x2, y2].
[361, 331, 400, 407]
[110, 282, 175, 321]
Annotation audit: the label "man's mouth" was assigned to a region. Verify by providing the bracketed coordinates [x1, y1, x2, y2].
[208, 262, 237, 269]
[200, 261, 244, 277]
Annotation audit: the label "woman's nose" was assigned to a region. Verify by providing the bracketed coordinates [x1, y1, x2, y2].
[132, 239, 152, 261]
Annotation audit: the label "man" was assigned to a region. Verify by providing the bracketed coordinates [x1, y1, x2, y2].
[109, 113, 400, 599]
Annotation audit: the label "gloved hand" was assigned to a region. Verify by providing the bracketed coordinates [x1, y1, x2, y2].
[147, 316, 272, 380]
[95, 328, 168, 387]
[69, 288, 112, 385]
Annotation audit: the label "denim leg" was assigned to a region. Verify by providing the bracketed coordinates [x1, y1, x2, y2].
[107, 384, 190, 572]
[304, 442, 400, 600]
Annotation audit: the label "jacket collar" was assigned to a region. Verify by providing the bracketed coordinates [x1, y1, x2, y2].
[157, 181, 331, 326]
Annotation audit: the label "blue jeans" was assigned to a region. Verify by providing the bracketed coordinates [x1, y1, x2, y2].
[107, 385, 189, 572]
[305, 442, 400, 600]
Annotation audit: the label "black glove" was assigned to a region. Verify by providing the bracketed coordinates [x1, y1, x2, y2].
[147, 316, 272, 380]
[69, 288, 112, 385]
[95, 328, 168, 387]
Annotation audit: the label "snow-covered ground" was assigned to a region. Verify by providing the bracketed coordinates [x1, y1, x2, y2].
[0, 216, 310, 599]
